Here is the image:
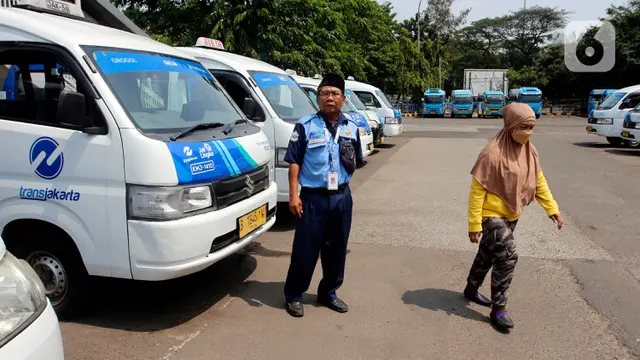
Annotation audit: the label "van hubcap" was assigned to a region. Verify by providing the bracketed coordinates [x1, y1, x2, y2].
[27, 252, 67, 306]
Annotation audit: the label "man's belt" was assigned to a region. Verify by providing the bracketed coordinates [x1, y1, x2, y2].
[301, 183, 349, 195]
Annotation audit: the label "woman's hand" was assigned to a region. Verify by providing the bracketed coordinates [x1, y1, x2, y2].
[469, 232, 482, 243]
[550, 213, 564, 230]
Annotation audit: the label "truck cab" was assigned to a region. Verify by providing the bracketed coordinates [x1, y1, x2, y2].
[517, 87, 542, 118]
[423, 88, 446, 117]
[291, 73, 374, 158]
[587, 84, 640, 147]
[478, 91, 505, 118]
[449, 89, 473, 118]
[0, 3, 277, 319]
[176, 40, 319, 204]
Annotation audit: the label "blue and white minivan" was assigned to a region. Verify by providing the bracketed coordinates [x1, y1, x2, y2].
[177, 40, 319, 203]
[587, 84, 640, 147]
[346, 78, 403, 138]
[0, 1, 276, 319]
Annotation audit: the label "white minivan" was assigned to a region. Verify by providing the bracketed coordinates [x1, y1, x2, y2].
[0, 2, 277, 318]
[346, 79, 403, 138]
[289, 73, 374, 157]
[0, 235, 64, 360]
[177, 40, 319, 203]
[587, 84, 640, 147]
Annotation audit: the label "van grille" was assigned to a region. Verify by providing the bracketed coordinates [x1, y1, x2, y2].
[212, 164, 269, 210]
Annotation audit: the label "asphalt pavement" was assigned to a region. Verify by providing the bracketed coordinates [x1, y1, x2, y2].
[59, 115, 640, 360]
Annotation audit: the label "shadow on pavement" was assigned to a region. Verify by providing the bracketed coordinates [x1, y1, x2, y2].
[375, 143, 396, 149]
[401, 288, 488, 324]
[605, 149, 640, 157]
[572, 141, 612, 149]
[66, 253, 257, 332]
[229, 281, 287, 309]
[241, 241, 291, 258]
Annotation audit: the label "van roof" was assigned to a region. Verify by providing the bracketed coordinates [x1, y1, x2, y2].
[176, 47, 287, 75]
[345, 79, 380, 92]
[291, 75, 321, 87]
[615, 84, 640, 93]
[0, 7, 193, 60]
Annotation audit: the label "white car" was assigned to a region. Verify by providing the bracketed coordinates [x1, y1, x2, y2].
[0, 236, 64, 360]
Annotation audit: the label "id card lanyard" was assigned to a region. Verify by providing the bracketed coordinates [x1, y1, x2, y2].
[327, 125, 341, 190]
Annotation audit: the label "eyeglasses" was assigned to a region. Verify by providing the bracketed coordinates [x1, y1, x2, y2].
[318, 91, 343, 98]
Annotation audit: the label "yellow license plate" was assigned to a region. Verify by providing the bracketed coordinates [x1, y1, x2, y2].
[380, 136, 385, 143]
[586, 126, 593, 131]
[238, 204, 267, 238]
[368, 144, 374, 152]
[622, 131, 630, 137]
[430, 111, 436, 114]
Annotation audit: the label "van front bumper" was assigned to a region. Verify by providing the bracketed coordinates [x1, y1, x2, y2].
[621, 128, 640, 142]
[383, 123, 402, 137]
[586, 123, 616, 137]
[0, 301, 64, 360]
[128, 182, 277, 281]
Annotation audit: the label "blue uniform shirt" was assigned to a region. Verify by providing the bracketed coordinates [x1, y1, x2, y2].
[284, 112, 363, 189]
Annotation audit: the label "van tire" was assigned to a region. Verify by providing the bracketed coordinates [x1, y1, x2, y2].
[7, 228, 90, 320]
[625, 140, 640, 148]
[607, 137, 624, 146]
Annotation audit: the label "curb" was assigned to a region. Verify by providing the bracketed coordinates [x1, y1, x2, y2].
[402, 113, 420, 117]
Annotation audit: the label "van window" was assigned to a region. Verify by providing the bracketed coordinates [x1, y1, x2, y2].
[211, 71, 266, 121]
[620, 93, 640, 110]
[598, 92, 626, 110]
[86, 48, 243, 134]
[250, 72, 317, 123]
[346, 90, 367, 111]
[375, 90, 393, 108]
[303, 88, 318, 107]
[355, 91, 381, 108]
[0, 49, 100, 128]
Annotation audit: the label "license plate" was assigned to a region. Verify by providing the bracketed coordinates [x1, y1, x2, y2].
[368, 144, 374, 152]
[399, 127, 402, 132]
[622, 131, 630, 137]
[430, 111, 435, 114]
[586, 125, 593, 131]
[380, 136, 385, 143]
[238, 204, 267, 238]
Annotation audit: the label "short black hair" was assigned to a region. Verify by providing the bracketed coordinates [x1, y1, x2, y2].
[318, 73, 345, 94]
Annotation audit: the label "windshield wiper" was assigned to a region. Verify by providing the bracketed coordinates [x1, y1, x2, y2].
[222, 119, 248, 135]
[170, 122, 225, 141]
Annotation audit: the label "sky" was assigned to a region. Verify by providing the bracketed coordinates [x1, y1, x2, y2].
[382, 0, 629, 25]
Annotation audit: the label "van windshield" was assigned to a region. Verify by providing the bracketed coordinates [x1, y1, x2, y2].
[375, 90, 393, 108]
[346, 90, 367, 111]
[453, 95, 472, 104]
[598, 92, 626, 110]
[250, 72, 317, 122]
[86, 48, 243, 134]
[485, 94, 504, 103]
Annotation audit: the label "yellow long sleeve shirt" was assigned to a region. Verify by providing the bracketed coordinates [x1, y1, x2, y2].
[468, 171, 560, 232]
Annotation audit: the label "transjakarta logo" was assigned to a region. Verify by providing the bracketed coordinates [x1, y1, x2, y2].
[22, 137, 81, 202]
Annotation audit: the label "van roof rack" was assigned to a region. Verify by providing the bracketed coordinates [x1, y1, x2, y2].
[285, 69, 297, 76]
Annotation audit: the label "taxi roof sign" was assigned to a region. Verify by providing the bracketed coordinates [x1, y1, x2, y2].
[195, 37, 224, 50]
[11, 0, 86, 19]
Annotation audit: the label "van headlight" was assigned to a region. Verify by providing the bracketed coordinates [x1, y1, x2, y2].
[128, 184, 213, 220]
[0, 251, 47, 347]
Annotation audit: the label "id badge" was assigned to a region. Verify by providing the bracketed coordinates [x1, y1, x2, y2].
[327, 172, 338, 190]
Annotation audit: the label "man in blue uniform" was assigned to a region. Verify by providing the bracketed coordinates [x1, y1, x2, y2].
[283, 73, 364, 317]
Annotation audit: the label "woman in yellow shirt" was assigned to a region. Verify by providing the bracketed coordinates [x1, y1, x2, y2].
[463, 103, 564, 331]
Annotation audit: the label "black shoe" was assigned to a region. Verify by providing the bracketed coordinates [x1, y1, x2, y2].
[490, 309, 514, 329]
[286, 301, 304, 317]
[463, 287, 492, 307]
[318, 297, 348, 313]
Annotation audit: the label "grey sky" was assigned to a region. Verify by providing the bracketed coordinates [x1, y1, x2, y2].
[382, 0, 628, 24]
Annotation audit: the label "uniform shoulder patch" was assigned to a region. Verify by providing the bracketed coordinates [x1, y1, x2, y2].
[298, 114, 317, 124]
[290, 130, 299, 142]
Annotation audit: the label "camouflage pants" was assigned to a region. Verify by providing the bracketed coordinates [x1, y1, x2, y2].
[466, 217, 519, 308]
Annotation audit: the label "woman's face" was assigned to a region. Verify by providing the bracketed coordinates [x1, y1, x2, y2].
[518, 120, 536, 131]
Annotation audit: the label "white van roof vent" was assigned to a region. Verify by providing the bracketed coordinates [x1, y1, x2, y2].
[195, 37, 225, 50]
[8, 0, 85, 18]
[285, 69, 297, 76]
[347, 76, 355, 80]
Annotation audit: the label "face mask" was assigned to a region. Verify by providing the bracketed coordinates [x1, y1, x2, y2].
[512, 130, 533, 144]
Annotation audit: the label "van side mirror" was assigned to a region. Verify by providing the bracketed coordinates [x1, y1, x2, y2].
[57, 90, 89, 128]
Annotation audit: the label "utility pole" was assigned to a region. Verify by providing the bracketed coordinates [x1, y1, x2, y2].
[438, 56, 442, 88]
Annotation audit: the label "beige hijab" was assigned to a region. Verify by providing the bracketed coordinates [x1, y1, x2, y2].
[470, 103, 540, 214]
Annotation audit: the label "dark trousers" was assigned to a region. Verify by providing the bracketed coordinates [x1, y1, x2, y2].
[466, 217, 519, 308]
[284, 186, 353, 303]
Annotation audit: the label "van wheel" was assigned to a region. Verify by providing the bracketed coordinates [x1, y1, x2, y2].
[14, 236, 90, 320]
[626, 140, 640, 148]
[607, 137, 624, 146]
